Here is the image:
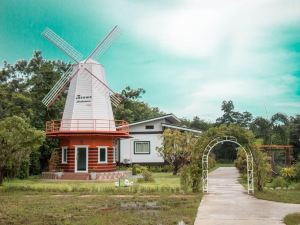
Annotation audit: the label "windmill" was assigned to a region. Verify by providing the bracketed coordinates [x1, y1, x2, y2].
[42, 26, 129, 176]
[42, 26, 124, 131]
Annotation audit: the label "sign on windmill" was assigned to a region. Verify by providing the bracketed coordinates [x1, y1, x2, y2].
[42, 26, 125, 133]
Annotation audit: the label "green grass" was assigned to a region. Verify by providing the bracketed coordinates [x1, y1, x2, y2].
[254, 189, 300, 204]
[0, 173, 201, 224]
[0, 191, 201, 225]
[2, 173, 181, 194]
[238, 174, 300, 204]
[284, 213, 300, 225]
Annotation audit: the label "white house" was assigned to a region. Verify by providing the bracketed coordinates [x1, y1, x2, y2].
[118, 114, 202, 165]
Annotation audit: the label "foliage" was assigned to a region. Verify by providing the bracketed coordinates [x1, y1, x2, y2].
[289, 115, 300, 160]
[132, 164, 147, 175]
[234, 149, 247, 174]
[157, 129, 197, 175]
[189, 124, 271, 192]
[295, 162, 300, 181]
[138, 168, 154, 182]
[0, 116, 45, 184]
[113, 86, 164, 123]
[250, 113, 290, 145]
[280, 167, 296, 181]
[216, 100, 253, 128]
[252, 144, 272, 191]
[180, 165, 191, 192]
[180, 116, 213, 132]
[146, 165, 173, 173]
[270, 177, 288, 189]
[48, 150, 60, 172]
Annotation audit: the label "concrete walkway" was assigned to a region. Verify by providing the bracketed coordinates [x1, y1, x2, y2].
[194, 167, 300, 225]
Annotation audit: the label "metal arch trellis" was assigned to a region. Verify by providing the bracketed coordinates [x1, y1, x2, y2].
[202, 136, 254, 194]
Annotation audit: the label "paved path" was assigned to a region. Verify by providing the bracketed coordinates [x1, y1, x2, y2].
[194, 167, 300, 225]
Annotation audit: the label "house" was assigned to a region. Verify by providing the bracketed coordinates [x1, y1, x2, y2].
[118, 114, 202, 165]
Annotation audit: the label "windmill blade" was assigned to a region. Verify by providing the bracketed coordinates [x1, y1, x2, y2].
[42, 66, 80, 107]
[81, 70, 121, 107]
[84, 68, 122, 106]
[42, 27, 83, 63]
[85, 25, 120, 62]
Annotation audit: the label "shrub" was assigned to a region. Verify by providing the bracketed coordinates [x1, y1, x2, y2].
[234, 149, 247, 174]
[271, 176, 288, 189]
[141, 169, 154, 182]
[294, 162, 300, 181]
[208, 156, 216, 170]
[147, 165, 173, 173]
[132, 164, 145, 175]
[280, 167, 296, 181]
[180, 165, 191, 192]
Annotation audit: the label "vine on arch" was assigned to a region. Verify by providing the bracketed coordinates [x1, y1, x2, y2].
[186, 124, 271, 192]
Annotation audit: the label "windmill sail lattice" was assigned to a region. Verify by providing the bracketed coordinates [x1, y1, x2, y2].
[42, 28, 83, 63]
[41, 26, 122, 108]
[42, 66, 79, 107]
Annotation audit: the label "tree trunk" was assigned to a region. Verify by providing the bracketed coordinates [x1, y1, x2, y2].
[173, 164, 179, 175]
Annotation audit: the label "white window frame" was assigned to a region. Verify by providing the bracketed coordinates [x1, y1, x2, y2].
[98, 146, 108, 164]
[61, 146, 68, 164]
[134, 141, 151, 154]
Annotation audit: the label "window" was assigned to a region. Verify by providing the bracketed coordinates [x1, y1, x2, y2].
[98, 146, 107, 163]
[145, 125, 154, 129]
[134, 141, 150, 154]
[62, 147, 68, 164]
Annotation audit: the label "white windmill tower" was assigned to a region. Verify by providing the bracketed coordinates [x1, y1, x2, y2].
[42, 26, 125, 132]
[42, 26, 129, 174]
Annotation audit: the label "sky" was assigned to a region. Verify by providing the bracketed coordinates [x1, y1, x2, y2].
[0, 0, 300, 121]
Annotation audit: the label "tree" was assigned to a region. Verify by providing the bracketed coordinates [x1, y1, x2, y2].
[270, 113, 290, 145]
[0, 51, 70, 174]
[250, 117, 272, 144]
[157, 129, 196, 175]
[113, 86, 164, 123]
[0, 116, 45, 184]
[216, 100, 253, 127]
[289, 115, 300, 160]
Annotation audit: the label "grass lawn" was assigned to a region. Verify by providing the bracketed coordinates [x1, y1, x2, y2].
[284, 213, 300, 225]
[239, 174, 300, 204]
[1, 173, 181, 194]
[0, 191, 201, 225]
[0, 172, 202, 224]
[254, 189, 300, 204]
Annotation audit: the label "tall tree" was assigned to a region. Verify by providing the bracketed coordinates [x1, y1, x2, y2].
[216, 100, 253, 127]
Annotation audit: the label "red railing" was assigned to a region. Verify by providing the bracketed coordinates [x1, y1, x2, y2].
[46, 119, 129, 134]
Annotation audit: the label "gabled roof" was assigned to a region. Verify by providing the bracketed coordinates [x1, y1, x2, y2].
[128, 114, 180, 127]
[162, 123, 202, 134]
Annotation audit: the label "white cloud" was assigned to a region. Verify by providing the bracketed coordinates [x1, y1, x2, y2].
[97, 0, 300, 119]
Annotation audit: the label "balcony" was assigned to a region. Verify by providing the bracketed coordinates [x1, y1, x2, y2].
[45, 119, 129, 136]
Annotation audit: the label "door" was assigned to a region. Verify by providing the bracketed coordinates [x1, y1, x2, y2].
[76, 146, 88, 172]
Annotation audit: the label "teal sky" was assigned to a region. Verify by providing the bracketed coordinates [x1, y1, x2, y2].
[0, 0, 300, 121]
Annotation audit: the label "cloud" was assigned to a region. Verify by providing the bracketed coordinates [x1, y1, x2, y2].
[96, 0, 300, 119]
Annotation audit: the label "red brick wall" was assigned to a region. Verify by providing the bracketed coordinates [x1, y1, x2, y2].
[59, 136, 117, 172]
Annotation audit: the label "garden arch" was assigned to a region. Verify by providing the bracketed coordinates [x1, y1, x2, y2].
[202, 136, 254, 194]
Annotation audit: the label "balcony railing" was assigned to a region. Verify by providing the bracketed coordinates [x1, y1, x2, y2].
[46, 119, 129, 134]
